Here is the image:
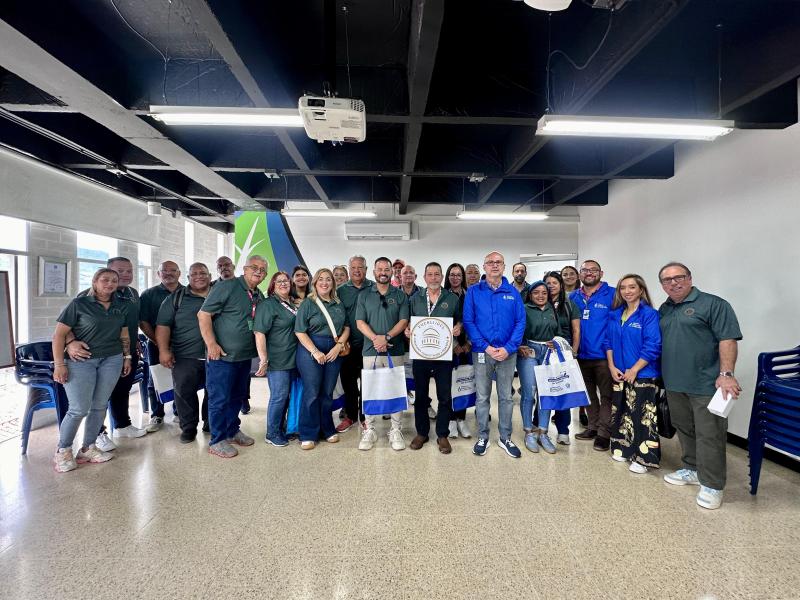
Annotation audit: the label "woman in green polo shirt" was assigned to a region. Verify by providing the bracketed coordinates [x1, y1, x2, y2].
[517, 281, 560, 454]
[294, 268, 350, 449]
[51, 268, 132, 473]
[255, 271, 299, 447]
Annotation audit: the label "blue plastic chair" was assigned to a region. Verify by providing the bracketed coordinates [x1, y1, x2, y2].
[14, 341, 68, 455]
[748, 346, 800, 494]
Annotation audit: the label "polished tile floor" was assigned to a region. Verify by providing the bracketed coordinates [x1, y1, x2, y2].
[1, 378, 799, 600]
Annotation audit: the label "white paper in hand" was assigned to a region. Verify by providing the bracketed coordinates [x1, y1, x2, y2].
[708, 387, 734, 418]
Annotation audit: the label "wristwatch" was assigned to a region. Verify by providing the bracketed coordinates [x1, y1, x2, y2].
[719, 371, 734, 377]
[384, 334, 391, 341]
[124, 355, 133, 360]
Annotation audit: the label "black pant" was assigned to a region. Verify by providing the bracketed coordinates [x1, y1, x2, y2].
[340, 346, 364, 422]
[172, 357, 208, 434]
[579, 358, 614, 438]
[104, 353, 138, 430]
[412, 360, 453, 439]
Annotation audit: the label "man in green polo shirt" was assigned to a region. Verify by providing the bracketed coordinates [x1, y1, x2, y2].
[405, 262, 462, 454]
[658, 261, 742, 510]
[156, 262, 211, 443]
[139, 260, 183, 432]
[356, 256, 410, 451]
[198, 254, 267, 458]
[335, 254, 373, 433]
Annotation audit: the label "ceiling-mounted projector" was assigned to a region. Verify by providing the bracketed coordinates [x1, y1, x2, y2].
[523, 0, 572, 10]
[298, 95, 366, 143]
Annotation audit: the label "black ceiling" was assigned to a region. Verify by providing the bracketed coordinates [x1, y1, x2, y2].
[1, 0, 799, 231]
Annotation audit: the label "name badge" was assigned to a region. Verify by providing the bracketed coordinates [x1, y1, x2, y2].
[477, 352, 486, 364]
[247, 319, 254, 331]
[582, 309, 590, 320]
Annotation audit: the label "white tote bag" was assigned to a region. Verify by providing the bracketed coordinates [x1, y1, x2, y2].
[534, 345, 590, 410]
[362, 355, 408, 415]
[149, 364, 175, 404]
[403, 352, 415, 391]
[451, 357, 476, 411]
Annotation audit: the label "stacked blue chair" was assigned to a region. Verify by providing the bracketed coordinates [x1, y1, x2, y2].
[748, 346, 800, 494]
[14, 341, 68, 455]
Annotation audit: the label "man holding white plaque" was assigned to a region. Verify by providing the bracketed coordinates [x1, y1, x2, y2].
[405, 262, 462, 453]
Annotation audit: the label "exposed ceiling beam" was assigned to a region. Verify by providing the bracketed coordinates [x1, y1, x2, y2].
[181, 0, 334, 209]
[476, 0, 689, 205]
[399, 0, 446, 215]
[0, 19, 256, 212]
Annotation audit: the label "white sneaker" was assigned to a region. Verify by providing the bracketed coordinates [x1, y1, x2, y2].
[145, 416, 163, 433]
[359, 428, 377, 451]
[629, 461, 648, 474]
[389, 428, 405, 451]
[113, 424, 147, 438]
[611, 453, 627, 463]
[556, 434, 570, 445]
[427, 405, 437, 419]
[664, 468, 700, 486]
[76, 444, 115, 464]
[54, 447, 77, 473]
[407, 391, 415, 405]
[456, 419, 472, 439]
[696, 486, 723, 510]
[448, 421, 458, 439]
[172, 414, 181, 425]
[95, 432, 116, 452]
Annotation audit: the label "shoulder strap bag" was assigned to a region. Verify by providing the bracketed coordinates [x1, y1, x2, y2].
[314, 297, 350, 356]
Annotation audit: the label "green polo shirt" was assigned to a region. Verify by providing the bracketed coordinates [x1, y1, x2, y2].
[659, 287, 742, 396]
[337, 279, 374, 348]
[200, 275, 264, 362]
[295, 297, 348, 338]
[555, 298, 581, 342]
[408, 288, 462, 322]
[254, 296, 298, 371]
[355, 285, 410, 357]
[523, 303, 560, 342]
[140, 283, 182, 327]
[78, 285, 139, 344]
[57, 295, 130, 358]
[155, 287, 208, 360]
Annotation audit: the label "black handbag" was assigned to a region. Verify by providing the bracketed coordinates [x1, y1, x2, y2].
[656, 388, 676, 439]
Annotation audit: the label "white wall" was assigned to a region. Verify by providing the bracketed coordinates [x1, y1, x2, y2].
[285, 216, 579, 278]
[578, 123, 800, 438]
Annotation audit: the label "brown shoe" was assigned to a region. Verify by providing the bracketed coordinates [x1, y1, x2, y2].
[575, 429, 597, 441]
[410, 435, 428, 450]
[437, 437, 452, 454]
[593, 436, 610, 452]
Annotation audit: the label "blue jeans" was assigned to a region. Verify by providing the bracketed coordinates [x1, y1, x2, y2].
[205, 359, 251, 445]
[473, 351, 516, 441]
[266, 368, 295, 440]
[296, 335, 341, 442]
[59, 355, 124, 449]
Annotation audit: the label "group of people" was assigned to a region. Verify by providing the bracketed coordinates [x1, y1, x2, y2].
[49, 250, 742, 510]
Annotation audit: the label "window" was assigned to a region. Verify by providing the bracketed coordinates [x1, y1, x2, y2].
[184, 221, 194, 268]
[77, 231, 118, 289]
[0, 217, 29, 343]
[137, 243, 153, 290]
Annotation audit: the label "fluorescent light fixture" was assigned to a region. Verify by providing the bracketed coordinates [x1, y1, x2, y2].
[524, 0, 572, 10]
[456, 211, 548, 221]
[149, 105, 304, 127]
[281, 209, 377, 218]
[536, 115, 735, 140]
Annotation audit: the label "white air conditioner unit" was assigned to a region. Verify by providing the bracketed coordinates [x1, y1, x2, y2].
[298, 95, 366, 143]
[345, 221, 411, 241]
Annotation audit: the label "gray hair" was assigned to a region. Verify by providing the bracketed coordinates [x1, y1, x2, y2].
[348, 254, 366, 267]
[247, 254, 268, 266]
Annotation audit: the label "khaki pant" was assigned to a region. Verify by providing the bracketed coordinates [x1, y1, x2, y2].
[363, 355, 405, 431]
[667, 391, 728, 490]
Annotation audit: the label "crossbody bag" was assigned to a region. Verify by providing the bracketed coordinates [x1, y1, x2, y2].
[314, 297, 351, 356]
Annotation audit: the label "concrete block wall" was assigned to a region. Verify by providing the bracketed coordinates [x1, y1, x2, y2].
[152, 213, 186, 272]
[193, 222, 219, 272]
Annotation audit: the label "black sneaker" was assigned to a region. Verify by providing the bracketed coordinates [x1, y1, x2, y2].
[593, 436, 610, 452]
[202, 422, 210, 433]
[241, 399, 251, 415]
[579, 411, 589, 428]
[472, 437, 489, 456]
[497, 438, 522, 458]
[575, 429, 597, 441]
[179, 431, 196, 444]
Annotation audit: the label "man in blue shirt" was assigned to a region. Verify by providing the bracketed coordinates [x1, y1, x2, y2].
[463, 251, 526, 458]
[569, 260, 616, 451]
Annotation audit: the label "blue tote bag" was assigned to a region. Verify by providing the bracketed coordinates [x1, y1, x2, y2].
[362, 355, 408, 415]
[534, 345, 590, 410]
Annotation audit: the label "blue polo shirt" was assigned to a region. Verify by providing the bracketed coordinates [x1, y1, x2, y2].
[570, 282, 616, 360]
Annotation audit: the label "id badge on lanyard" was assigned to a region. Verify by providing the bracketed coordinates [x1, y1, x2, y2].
[247, 290, 257, 330]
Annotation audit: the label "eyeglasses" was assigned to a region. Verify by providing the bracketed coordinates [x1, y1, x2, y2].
[484, 260, 503, 267]
[245, 266, 266, 274]
[580, 268, 600, 274]
[275, 279, 290, 285]
[660, 274, 688, 285]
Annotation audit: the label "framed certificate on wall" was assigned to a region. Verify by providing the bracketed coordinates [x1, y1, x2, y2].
[38, 256, 71, 297]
